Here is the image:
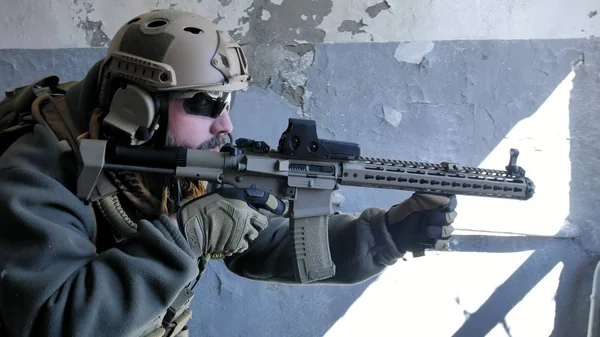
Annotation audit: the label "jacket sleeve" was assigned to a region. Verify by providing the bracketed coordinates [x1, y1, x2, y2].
[0, 125, 200, 337]
[224, 207, 405, 285]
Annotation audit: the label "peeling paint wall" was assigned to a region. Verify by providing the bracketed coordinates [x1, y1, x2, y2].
[1, 0, 599, 111]
[1, 1, 600, 336]
[1, 0, 599, 49]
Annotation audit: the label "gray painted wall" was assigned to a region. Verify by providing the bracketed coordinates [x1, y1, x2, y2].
[1, 1, 600, 336]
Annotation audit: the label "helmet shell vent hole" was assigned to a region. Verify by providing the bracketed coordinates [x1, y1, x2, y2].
[147, 19, 168, 28]
[183, 27, 203, 34]
[159, 73, 170, 82]
[127, 17, 140, 25]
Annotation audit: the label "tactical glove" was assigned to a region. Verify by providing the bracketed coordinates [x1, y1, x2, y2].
[177, 187, 286, 258]
[385, 193, 457, 254]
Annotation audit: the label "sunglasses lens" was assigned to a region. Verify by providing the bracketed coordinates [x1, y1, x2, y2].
[182, 92, 231, 118]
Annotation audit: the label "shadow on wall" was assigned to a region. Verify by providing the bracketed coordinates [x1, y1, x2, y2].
[449, 38, 600, 337]
[219, 39, 597, 336]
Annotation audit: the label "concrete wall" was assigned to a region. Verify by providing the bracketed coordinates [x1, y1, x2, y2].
[1, 1, 600, 336]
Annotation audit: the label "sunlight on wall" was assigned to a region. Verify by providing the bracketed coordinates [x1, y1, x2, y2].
[490, 262, 564, 337]
[451, 69, 575, 237]
[323, 251, 539, 337]
[323, 68, 576, 337]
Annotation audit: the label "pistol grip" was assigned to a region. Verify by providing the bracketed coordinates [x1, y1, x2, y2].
[290, 215, 336, 283]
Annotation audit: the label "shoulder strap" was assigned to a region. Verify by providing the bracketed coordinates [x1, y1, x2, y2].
[30, 93, 118, 201]
[0, 76, 73, 155]
[141, 286, 194, 337]
[31, 94, 84, 153]
[0, 74, 118, 201]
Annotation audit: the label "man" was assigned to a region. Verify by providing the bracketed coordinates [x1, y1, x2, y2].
[0, 9, 457, 337]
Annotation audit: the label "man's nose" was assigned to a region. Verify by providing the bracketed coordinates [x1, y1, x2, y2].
[210, 110, 234, 135]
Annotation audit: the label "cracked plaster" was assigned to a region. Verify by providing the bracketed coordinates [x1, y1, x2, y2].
[318, 0, 600, 42]
[365, 1, 390, 18]
[382, 105, 402, 127]
[2, 0, 598, 111]
[394, 41, 436, 64]
[2, 0, 598, 49]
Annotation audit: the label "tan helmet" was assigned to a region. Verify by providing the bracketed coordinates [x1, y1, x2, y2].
[95, 9, 249, 146]
[99, 9, 250, 99]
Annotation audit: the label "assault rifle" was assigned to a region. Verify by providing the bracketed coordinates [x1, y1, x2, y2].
[76, 118, 535, 284]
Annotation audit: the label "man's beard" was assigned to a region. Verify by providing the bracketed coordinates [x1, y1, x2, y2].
[165, 131, 231, 150]
[102, 131, 232, 222]
[129, 131, 232, 216]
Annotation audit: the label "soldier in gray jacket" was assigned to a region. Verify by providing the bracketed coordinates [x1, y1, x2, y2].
[0, 9, 456, 337]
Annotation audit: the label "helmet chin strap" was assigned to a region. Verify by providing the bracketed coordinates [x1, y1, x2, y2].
[150, 93, 186, 212]
[149, 93, 171, 149]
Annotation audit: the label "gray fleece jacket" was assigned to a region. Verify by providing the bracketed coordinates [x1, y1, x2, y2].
[0, 86, 404, 337]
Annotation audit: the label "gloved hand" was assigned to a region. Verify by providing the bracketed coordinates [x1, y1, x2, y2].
[176, 187, 286, 259]
[384, 193, 457, 254]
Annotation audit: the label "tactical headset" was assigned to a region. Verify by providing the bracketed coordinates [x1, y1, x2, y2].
[97, 53, 236, 148]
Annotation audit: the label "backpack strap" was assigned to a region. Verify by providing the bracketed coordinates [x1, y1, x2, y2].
[31, 93, 83, 154]
[29, 92, 118, 202]
[0, 75, 73, 155]
[142, 286, 195, 337]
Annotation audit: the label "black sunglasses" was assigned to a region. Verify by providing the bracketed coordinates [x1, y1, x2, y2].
[181, 91, 234, 118]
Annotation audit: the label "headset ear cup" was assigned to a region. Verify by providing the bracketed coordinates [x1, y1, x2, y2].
[135, 95, 162, 143]
[103, 84, 157, 146]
